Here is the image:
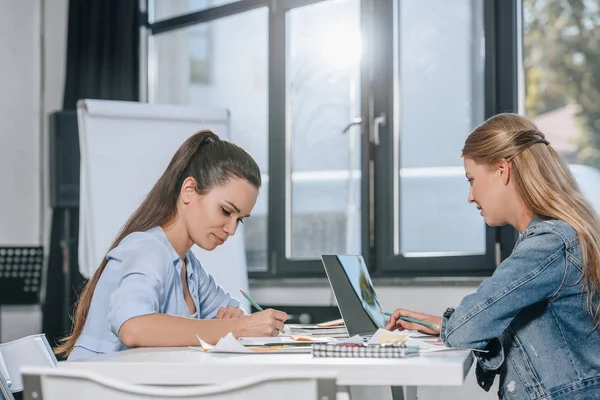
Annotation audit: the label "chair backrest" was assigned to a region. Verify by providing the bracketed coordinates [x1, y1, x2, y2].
[0, 367, 14, 400]
[21, 366, 338, 400]
[0, 334, 57, 392]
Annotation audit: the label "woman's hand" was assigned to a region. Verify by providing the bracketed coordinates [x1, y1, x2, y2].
[215, 305, 246, 319]
[384, 308, 442, 336]
[235, 309, 288, 337]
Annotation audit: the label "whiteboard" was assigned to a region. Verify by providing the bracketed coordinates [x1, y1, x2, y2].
[77, 99, 248, 310]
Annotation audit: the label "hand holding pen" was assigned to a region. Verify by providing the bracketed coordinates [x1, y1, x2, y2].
[382, 308, 441, 336]
[236, 290, 287, 337]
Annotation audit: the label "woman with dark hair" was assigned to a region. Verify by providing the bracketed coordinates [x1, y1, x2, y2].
[56, 130, 287, 360]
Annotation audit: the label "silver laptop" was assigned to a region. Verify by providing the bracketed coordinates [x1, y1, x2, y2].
[321, 255, 388, 337]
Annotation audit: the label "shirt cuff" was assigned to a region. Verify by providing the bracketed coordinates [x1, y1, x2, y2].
[475, 337, 505, 371]
[441, 307, 504, 371]
[202, 296, 242, 319]
[440, 307, 455, 344]
[228, 297, 241, 308]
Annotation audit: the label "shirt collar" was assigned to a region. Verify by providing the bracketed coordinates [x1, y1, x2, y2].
[145, 226, 194, 279]
[530, 214, 551, 227]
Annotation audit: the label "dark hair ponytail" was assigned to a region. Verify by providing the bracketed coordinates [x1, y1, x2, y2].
[55, 130, 261, 356]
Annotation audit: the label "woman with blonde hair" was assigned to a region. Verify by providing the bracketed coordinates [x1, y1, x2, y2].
[56, 130, 287, 360]
[385, 113, 600, 399]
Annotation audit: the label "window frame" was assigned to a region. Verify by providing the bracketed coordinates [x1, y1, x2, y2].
[144, 0, 521, 279]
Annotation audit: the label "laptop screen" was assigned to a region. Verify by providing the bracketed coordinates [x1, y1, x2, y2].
[321, 255, 387, 336]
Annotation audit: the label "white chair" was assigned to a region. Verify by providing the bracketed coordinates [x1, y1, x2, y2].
[20, 366, 338, 400]
[0, 367, 14, 400]
[0, 334, 57, 393]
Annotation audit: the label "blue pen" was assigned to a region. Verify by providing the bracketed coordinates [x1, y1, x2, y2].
[382, 311, 440, 330]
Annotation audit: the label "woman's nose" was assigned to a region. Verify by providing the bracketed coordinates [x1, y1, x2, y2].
[223, 220, 237, 236]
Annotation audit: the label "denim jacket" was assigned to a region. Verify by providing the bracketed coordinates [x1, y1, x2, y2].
[441, 217, 600, 399]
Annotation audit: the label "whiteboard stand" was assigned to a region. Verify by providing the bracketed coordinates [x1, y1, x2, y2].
[76, 99, 249, 310]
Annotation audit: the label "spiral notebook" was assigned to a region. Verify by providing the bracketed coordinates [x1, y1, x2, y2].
[312, 343, 420, 358]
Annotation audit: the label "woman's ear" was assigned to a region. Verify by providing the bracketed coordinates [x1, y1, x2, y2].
[180, 177, 197, 204]
[498, 159, 511, 185]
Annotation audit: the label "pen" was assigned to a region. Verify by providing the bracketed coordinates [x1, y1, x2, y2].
[262, 342, 313, 347]
[239, 289, 264, 311]
[240, 289, 286, 335]
[382, 311, 440, 330]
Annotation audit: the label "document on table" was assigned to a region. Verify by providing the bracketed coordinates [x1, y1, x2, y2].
[190, 333, 314, 354]
[367, 329, 489, 353]
[238, 336, 335, 346]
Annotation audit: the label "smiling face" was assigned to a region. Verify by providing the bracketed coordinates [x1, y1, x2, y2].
[464, 157, 512, 227]
[179, 176, 259, 251]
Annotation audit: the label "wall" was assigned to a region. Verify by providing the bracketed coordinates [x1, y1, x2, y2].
[0, 1, 42, 246]
[0, 0, 68, 342]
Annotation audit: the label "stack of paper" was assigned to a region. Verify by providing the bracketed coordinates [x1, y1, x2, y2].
[237, 336, 334, 346]
[284, 319, 349, 339]
[191, 333, 314, 354]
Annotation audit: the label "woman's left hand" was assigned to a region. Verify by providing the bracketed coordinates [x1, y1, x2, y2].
[216, 305, 246, 319]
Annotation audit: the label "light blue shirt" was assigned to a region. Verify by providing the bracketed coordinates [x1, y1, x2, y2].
[68, 227, 240, 360]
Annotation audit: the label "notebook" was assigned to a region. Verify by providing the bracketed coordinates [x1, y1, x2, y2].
[284, 324, 349, 338]
[312, 342, 419, 358]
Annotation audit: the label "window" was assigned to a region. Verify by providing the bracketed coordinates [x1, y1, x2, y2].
[523, 0, 600, 213]
[189, 23, 212, 84]
[150, 0, 240, 23]
[150, 6, 269, 271]
[147, 0, 520, 278]
[374, 0, 497, 275]
[287, 0, 362, 260]
[398, 0, 485, 255]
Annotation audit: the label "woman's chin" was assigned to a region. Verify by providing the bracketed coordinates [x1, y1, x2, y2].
[483, 216, 501, 227]
[196, 240, 218, 251]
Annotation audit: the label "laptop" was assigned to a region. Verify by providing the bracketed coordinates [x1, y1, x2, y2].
[321, 255, 388, 337]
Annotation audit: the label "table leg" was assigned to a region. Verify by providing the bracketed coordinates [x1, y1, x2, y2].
[337, 386, 351, 400]
[391, 386, 405, 400]
[348, 386, 394, 400]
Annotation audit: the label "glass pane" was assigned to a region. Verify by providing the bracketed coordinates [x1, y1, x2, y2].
[150, 8, 269, 271]
[287, 0, 361, 260]
[150, 0, 240, 23]
[397, 0, 486, 256]
[523, 0, 600, 214]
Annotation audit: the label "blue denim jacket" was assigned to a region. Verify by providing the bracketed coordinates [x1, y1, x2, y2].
[441, 217, 600, 399]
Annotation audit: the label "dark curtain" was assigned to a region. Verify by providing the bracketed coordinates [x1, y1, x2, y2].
[62, 0, 140, 109]
[43, 0, 140, 358]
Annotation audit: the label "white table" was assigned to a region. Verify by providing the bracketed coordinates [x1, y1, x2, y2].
[59, 347, 473, 400]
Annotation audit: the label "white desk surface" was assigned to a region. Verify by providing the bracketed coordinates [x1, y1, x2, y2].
[59, 347, 473, 387]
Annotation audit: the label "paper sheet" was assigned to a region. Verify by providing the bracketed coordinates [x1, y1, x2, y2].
[238, 336, 334, 346]
[190, 333, 312, 354]
[368, 329, 489, 353]
[190, 329, 487, 355]
[316, 318, 345, 327]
